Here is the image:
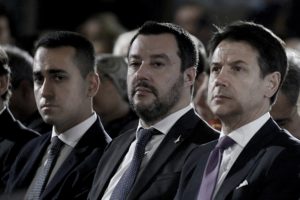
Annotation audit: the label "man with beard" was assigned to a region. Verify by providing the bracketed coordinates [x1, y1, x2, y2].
[87, 21, 219, 200]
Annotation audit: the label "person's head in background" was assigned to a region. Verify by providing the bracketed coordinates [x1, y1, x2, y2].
[173, 1, 212, 47]
[78, 12, 126, 54]
[207, 21, 287, 133]
[3, 45, 52, 133]
[33, 31, 99, 133]
[113, 29, 138, 57]
[271, 48, 300, 139]
[127, 21, 197, 126]
[191, 35, 221, 130]
[93, 54, 129, 123]
[0, 4, 14, 45]
[0, 47, 10, 109]
[2, 45, 35, 120]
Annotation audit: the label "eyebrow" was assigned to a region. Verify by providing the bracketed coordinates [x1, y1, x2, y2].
[129, 53, 170, 60]
[33, 69, 67, 76]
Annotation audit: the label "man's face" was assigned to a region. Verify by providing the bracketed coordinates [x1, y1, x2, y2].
[33, 46, 93, 132]
[271, 91, 296, 128]
[127, 33, 191, 124]
[208, 40, 275, 127]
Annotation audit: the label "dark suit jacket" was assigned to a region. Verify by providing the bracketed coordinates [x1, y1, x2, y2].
[175, 118, 300, 200]
[0, 108, 39, 192]
[5, 116, 111, 200]
[88, 109, 219, 200]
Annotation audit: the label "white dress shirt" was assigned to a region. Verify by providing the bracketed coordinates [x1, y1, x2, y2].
[213, 112, 270, 197]
[102, 105, 192, 200]
[26, 112, 97, 197]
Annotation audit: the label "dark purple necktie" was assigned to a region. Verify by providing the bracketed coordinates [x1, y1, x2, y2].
[110, 128, 154, 200]
[197, 136, 235, 200]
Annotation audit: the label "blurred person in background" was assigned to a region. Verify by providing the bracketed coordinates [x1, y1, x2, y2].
[3, 45, 51, 134]
[0, 47, 38, 192]
[271, 48, 300, 139]
[78, 12, 126, 54]
[173, 1, 213, 47]
[191, 34, 221, 130]
[93, 54, 138, 138]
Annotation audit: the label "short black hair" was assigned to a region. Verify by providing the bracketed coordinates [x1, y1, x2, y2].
[34, 31, 96, 77]
[3, 45, 33, 89]
[208, 21, 287, 104]
[128, 21, 198, 72]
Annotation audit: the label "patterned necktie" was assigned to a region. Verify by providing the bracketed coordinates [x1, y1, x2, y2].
[110, 128, 154, 200]
[197, 136, 235, 200]
[27, 136, 64, 199]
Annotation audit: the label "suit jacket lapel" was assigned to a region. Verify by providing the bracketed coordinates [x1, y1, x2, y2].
[42, 117, 110, 197]
[92, 130, 136, 199]
[128, 109, 200, 199]
[215, 119, 280, 200]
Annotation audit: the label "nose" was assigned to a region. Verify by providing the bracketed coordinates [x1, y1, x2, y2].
[135, 62, 150, 81]
[39, 78, 54, 98]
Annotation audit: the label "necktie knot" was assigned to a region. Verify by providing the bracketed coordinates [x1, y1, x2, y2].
[136, 128, 154, 146]
[49, 136, 64, 154]
[215, 136, 235, 151]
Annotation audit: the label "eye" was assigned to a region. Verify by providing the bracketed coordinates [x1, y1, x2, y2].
[128, 60, 141, 69]
[54, 75, 64, 81]
[33, 74, 44, 85]
[210, 65, 221, 74]
[151, 61, 165, 68]
[232, 65, 242, 72]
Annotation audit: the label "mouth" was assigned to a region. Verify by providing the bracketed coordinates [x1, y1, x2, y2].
[40, 104, 57, 111]
[212, 94, 231, 101]
[132, 82, 157, 97]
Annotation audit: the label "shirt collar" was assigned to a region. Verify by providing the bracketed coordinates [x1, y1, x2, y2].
[0, 106, 6, 115]
[137, 104, 192, 137]
[51, 112, 97, 147]
[221, 112, 270, 148]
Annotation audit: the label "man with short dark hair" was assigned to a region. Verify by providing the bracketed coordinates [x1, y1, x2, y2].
[175, 21, 300, 200]
[5, 31, 111, 199]
[88, 21, 219, 200]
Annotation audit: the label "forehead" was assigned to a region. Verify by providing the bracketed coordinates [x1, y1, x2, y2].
[33, 46, 76, 71]
[129, 33, 179, 58]
[211, 40, 259, 64]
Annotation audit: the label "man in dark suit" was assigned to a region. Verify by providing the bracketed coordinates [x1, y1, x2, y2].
[0, 47, 39, 192]
[88, 21, 219, 200]
[5, 31, 111, 199]
[175, 21, 300, 200]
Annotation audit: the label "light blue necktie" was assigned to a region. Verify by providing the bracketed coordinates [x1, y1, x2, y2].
[110, 128, 154, 200]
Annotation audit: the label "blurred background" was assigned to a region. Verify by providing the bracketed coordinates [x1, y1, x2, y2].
[0, 0, 299, 54]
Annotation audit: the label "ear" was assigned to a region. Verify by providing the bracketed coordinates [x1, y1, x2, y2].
[0, 75, 9, 96]
[87, 72, 100, 97]
[183, 67, 196, 87]
[264, 71, 281, 98]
